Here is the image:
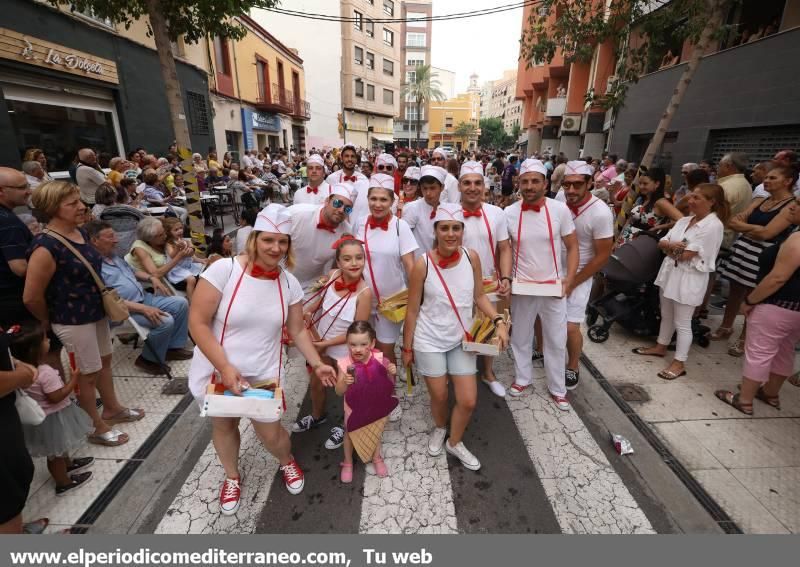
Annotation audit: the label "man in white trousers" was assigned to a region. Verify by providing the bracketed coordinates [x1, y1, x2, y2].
[502, 159, 579, 411]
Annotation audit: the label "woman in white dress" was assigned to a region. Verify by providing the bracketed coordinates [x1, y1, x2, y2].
[188, 205, 336, 516]
[632, 184, 729, 379]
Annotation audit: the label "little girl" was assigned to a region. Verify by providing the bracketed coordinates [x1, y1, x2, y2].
[162, 217, 206, 299]
[334, 321, 398, 483]
[8, 323, 94, 496]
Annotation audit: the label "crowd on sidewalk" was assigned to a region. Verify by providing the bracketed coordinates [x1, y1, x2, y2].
[1, 140, 798, 530]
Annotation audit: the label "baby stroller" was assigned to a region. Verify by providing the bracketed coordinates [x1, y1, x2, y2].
[585, 232, 710, 346]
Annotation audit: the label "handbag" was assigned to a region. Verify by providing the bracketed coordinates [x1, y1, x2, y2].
[43, 229, 130, 323]
[15, 389, 46, 426]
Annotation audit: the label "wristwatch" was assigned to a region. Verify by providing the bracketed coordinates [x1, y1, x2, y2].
[500, 276, 512, 284]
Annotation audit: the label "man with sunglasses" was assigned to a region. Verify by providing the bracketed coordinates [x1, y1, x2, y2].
[293, 154, 330, 206]
[554, 161, 614, 391]
[429, 147, 461, 203]
[326, 144, 369, 226]
[375, 153, 399, 195]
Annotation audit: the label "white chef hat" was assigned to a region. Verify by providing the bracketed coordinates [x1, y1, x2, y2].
[341, 143, 357, 154]
[432, 202, 464, 224]
[306, 154, 325, 167]
[519, 158, 547, 177]
[329, 183, 354, 202]
[565, 160, 593, 176]
[255, 204, 292, 235]
[375, 153, 398, 169]
[419, 165, 447, 186]
[432, 147, 449, 159]
[403, 166, 421, 181]
[369, 173, 395, 193]
[459, 160, 483, 178]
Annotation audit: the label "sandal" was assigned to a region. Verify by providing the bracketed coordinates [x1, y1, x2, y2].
[658, 369, 687, 380]
[728, 338, 745, 357]
[339, 462, 353, 484]
[88, 428, 129, 446]
[372, 456, 389, 478]
[104, 407, 145, 425]
[710, 327, 733, 341]
[789, 372, 800, 388]
[736, 384, 780, 409]
[715, 390, 753, 415]
[22, 517, 49, 534]
[632, 347, 665, 357]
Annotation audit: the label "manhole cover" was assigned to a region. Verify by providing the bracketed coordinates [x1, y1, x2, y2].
[616, 383, 650, 403]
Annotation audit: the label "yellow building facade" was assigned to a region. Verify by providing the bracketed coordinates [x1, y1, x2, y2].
[428, 92, 480, 150]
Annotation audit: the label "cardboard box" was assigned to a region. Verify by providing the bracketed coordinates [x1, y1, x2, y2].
[512, 278, 562, 297]
[201, 384, 283, 422]
[462, 339, 500, 357]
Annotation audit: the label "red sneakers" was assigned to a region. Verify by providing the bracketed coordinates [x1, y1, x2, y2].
[219, 477, 241, 516]
[280, 459, 305, 495]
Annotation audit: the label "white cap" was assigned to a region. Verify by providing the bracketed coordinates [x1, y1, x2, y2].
[369, 173, 395, 192]
[519, 158, 547, 177]
[403, 166, 421, 181]
[565, 160, 593, 176]
[307, 154, 325, 167]
[459, 160, 483, 178]
[340, 143, 357, 153]
[375, 153, 398, 169]
[419, 165, 447, 186]
[255, 204, 292, 235]
[329, 183, 354, 202]
[432, 202, 464, 224]
[432, 147, 449, 159]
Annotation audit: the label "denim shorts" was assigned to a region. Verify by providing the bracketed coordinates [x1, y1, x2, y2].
[413, 345, 477, 377]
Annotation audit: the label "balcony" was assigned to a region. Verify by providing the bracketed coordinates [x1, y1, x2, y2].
[545, 96, 567, 118]
[255, 83, 294, 114]
[293, 99, 311, 120]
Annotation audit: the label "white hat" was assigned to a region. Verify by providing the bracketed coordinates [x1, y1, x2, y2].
[459, 160, 483, 178]
[340, 143, 357, 153]
[403, 166, 421, 181]
[329, 183, 354, 202]
[432, 146, 449, 159]
[255, 204, 292, 235]
[307, 154, 325, 167]
[519, 158, 547, 177]
[375, 153, 398, 169]
[369, 173, 395, 192]
[565, 160, 593, 176]
[432, 202, 464, 224]
[419, 165, 447, 186]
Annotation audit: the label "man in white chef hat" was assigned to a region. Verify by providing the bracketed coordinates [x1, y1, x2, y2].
[293, 154, 331, 205]
[429, 146, 461, 204]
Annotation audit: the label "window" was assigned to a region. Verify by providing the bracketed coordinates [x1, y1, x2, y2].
[406, 70, 416, 84]
[256, 60, 268, 100]
[407, 58, 424, 67]
[354, 10, 363, 31]
[383, 0, 394, 16]
[366, 52, 375, 70]
[383, 89, 394, 105]
[406, 32, 426, 48]
[405, 106, 422, 121]
[383, 59, 394, 76]
[72, 4, 113, 27]
[355, 79, 364, 98]
[367, 84, 375, 101]
[366, 20, 374, 37]
[186, 91, 210, 135]
[213, 37, 231, 75]
[355, 46, 363, 65]
[383, 28, 394, 46]
[406, 11, 427, 22]
[170, 37, 185, 57]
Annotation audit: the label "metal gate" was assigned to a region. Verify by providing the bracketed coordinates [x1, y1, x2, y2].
[706, 125, 800, 166]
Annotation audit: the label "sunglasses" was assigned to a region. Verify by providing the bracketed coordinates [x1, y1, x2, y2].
[561, 181, 587, 189]
[377, 165, 393, 172]
[403, 178, 419, 184]
[332, 198, 353, 215]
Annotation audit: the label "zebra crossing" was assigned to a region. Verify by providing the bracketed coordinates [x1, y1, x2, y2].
[155, 354, 655, 534]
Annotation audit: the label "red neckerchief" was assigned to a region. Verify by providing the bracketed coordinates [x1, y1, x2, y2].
[316, 210, 336, 232]
[367, 214, 390, 231]
[429, 205, 438, 220]
[437, 249, 461, 269]
[250, 265, 280, 279]
[334, 279, 359, 292]
[567, 193, 592, 216]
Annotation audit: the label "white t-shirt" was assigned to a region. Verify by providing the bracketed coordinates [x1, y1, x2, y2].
[287, 203, 351, 292]
[505, 198, 575, 283]
[326, 170, 369, 226]
[75, 164, 107, 204]
[752, 180, 800, 199]
[401, 199, 437, 257]
[353, 215, 418, 304]
[555, 193, 614, 269]
[441, 173, 461, 204]
[293, 181, 331, 206]
[241, 154, 254, 169]
[462, 203, 509, 278]
[187, 258, 303, 401]
[235, 226, 253, 255]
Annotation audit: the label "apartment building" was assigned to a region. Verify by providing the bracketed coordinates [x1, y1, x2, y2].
[480, 70, 523, 135]
[428, 91, 480, 151]
[394, 0, 433, 149]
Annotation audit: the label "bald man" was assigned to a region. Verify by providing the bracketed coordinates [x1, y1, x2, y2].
[0, 167, 34, 327]
[75, 148, 107, 205]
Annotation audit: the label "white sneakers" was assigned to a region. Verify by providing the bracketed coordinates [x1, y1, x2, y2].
[481, 378, 507, 397]
[389, 404, 403, 422]
[445, 441, 481, 471]
[427, 427, 447, 456]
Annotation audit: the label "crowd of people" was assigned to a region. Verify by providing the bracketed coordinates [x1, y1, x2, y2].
[1, 140, 798, 529]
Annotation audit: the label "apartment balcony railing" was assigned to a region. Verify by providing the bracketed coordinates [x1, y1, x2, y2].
[545, 97, 567, 118]
[255, 83, 294, 114]
[293, 99, 311, 120]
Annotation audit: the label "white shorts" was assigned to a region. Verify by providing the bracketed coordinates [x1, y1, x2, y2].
[373, 312, 402, 344]
[52, 319, 113, 374]
[566, 278, 593, 324]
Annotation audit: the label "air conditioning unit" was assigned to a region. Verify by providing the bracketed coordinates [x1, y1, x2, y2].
[561, 114, 582, 133]
[605, 75, 618, 95]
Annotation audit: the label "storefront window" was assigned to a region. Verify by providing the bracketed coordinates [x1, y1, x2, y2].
[8, 99, 119, 173]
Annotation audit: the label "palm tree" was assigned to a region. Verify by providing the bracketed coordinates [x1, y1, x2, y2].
[454, 121, 477, 150]
[401, 64, 446, 150]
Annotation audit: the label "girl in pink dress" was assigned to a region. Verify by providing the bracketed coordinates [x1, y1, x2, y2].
[334, 321, 397, 483]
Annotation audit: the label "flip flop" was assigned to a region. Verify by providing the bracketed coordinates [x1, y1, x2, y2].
[631, 347, 665, 357]
[658, 369, 687, 380]
[22, 518, 49, 534]
[104, 408, 145, 425]
[88, 428, 129, 447]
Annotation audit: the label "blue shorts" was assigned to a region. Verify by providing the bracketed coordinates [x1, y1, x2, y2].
[413, 345, 476, 377]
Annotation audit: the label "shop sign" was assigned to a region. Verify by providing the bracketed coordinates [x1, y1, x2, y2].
[251, 111, 281, 132]
[0, 28, 119, 84]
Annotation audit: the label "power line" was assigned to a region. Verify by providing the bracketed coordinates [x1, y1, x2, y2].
[261, 1, 541, 24]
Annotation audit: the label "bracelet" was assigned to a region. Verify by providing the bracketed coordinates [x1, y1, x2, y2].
[492, 315, 505, 325]
[500, 276, 512, 283]
[401, 347, 413, 354]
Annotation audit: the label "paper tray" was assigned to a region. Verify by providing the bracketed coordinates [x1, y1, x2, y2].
[201, 386, 284, 422]
[462, 340, 500, 357]
[512, 279, 562, 297]
[485, 292, 499, 303]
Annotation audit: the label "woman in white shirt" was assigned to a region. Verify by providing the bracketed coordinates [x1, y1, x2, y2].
[402, 204, 508, 472]
[188, 205, 336, 516]
[633, 184, 729, 379]
[353, 174, 418, 364]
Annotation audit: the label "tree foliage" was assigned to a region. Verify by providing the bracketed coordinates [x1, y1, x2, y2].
[453, 121, 477, 147]
[478, 118, 513, 150]
[401, 64, 446, 149]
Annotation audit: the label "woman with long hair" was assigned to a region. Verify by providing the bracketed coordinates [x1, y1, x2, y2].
[616, 166, 683, 247]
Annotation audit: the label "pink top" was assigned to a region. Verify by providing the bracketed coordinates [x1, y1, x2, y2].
[24, 364, 71, 415]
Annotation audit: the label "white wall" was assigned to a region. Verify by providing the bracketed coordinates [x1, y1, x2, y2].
[251, 2, 343, 148]
[431, 66, 456, 99]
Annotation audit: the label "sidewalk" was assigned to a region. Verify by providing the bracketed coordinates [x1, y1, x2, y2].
[583, 312, 800, 534]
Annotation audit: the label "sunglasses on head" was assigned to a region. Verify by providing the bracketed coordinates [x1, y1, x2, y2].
[332, 198, 353, 214]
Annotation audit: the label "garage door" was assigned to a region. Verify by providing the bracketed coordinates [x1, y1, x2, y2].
[706, 125, 800, 166]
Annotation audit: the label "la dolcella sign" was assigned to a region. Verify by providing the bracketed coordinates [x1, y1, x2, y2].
[22, 39, 104, 76]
